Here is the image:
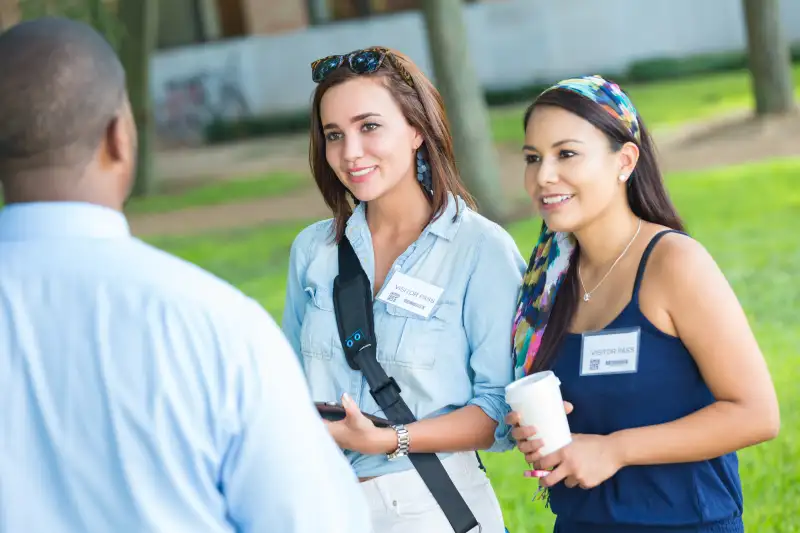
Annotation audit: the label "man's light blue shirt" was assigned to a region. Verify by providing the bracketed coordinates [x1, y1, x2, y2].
[282, 194, 526, 478]
[0, 202, 371, 533]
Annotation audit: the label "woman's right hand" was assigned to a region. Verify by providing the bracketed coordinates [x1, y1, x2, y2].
[505, 402, 574, 464]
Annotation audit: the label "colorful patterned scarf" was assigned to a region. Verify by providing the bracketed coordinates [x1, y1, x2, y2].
[512, 75, 641, 379]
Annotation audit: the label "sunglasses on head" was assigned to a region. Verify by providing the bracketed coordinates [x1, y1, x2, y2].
[310, 47, 414, 87]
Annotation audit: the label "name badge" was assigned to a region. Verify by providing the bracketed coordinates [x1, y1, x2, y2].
[580, 327, 640, 376]
[376, 272, 443, 318]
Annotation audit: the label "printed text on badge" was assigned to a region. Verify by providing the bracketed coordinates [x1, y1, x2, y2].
[580, 327, 640, 376]
[376, 272, 444, 318]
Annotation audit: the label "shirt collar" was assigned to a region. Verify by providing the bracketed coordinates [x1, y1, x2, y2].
[0, 201, 131, 241]
[427, 192, 466, 241]
[345, 192, 466, 243]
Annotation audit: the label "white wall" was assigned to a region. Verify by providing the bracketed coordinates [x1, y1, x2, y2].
[151, 0, 800, 144]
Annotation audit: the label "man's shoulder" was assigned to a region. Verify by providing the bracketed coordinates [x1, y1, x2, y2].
[126, 238, 258, 316]
[122, 240, 290, 360]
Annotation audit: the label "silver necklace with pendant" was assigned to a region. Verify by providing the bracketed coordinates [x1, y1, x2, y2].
[578, 218, 642, 303]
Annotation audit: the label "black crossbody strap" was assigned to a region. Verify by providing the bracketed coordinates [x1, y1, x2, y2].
[332, 236, 480, 533]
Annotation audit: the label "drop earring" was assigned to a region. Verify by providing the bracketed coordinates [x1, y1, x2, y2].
[416, 145, 433, 195]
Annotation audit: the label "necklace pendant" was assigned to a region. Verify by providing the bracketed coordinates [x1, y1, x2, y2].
[583, 293, 591, 302]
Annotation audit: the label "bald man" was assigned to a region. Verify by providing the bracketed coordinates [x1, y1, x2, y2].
[0, 17, 371, 533]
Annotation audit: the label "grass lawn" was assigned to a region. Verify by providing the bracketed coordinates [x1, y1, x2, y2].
[147, 156, 800, 532]
[0, 170, 310, 213]
[123, 171, 309, 215]
[489, 65, 800, 145]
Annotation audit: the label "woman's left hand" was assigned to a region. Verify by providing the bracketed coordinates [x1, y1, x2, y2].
[535, 433, 625, 489]
[324, 393, 394, 455]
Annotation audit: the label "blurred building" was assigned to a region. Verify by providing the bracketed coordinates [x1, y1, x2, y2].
[0, 0, 483, 44]
[6, 0, 793, 148]
[158, 0, 484, 49]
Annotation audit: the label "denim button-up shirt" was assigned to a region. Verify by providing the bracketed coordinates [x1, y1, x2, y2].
[282, 194, 526, 478]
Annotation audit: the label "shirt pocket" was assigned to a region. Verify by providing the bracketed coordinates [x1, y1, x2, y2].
[381, 299, 461, 370]
[300, 286, 338, 361]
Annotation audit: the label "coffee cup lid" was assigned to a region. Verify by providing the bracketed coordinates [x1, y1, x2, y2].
[505, 370, 560, 397]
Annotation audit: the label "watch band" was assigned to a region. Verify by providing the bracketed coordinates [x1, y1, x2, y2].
[386, 424, 410, 461]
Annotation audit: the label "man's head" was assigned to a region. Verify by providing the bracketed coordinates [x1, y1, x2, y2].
[0, 17, 136, 209]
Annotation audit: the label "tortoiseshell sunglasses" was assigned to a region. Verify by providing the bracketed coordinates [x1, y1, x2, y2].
[310, 47, 414, 88]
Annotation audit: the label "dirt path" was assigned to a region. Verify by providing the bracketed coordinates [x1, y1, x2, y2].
[133, 111, 800, 237]
[153, 134, 310, 192]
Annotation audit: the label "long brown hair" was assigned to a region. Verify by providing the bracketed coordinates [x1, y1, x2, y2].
[524, 88, 686, 373]
[308, 47, 476, 242]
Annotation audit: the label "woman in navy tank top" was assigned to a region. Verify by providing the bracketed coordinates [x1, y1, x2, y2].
[505, 75, 780, 533]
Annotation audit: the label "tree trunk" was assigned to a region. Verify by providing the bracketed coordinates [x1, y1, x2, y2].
[307, 0, 331, 24]
[86, 0, 102, 26]
[742, 0, 795, 115]
[420, 0, 508, 222]
[0, 0, 21, 30]
[196, 0, 222, 40]
[118, 0, 158, 196]
[354, 0, 371, 17]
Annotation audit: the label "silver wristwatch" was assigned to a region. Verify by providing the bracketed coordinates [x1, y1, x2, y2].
[386, 424, 410, 461]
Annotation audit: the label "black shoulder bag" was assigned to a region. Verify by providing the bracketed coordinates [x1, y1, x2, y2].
[331, 235, 480, 533]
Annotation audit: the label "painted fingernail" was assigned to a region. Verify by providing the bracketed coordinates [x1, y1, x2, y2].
[524, 470, 550, 478]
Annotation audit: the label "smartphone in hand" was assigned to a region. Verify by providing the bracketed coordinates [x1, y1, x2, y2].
[315, 401, 392, 428]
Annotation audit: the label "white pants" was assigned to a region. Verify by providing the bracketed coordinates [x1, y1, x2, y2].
[360, 452, 506, 533]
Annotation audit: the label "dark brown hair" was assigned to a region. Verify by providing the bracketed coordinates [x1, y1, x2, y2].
[524, 87, 686, 373]
[308, 47, 476, 242]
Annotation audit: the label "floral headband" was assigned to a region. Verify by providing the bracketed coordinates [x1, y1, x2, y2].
[542, 74, 641, 142]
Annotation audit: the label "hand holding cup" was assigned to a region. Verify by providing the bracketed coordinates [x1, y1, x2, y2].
[506, 400, 573, 465]
[504, 371, 574, 467]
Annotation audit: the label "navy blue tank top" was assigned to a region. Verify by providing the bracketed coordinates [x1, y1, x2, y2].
[549, 230, 744, 533]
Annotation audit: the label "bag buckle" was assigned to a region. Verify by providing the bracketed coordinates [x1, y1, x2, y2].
[369, 376, 402, 411]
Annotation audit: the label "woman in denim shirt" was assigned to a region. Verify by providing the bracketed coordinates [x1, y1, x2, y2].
[281, 47, 525, 532]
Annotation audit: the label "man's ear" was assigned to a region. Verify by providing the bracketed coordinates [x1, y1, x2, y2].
[106, 98, 137, 164]
[105, 116, 121, 161]
[105, 115, 131, 164]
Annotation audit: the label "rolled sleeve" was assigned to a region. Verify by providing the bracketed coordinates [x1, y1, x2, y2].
[463, 225, 526, 452]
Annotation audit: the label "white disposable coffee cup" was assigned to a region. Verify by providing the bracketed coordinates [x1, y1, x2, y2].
[505, 370, 572, 457]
